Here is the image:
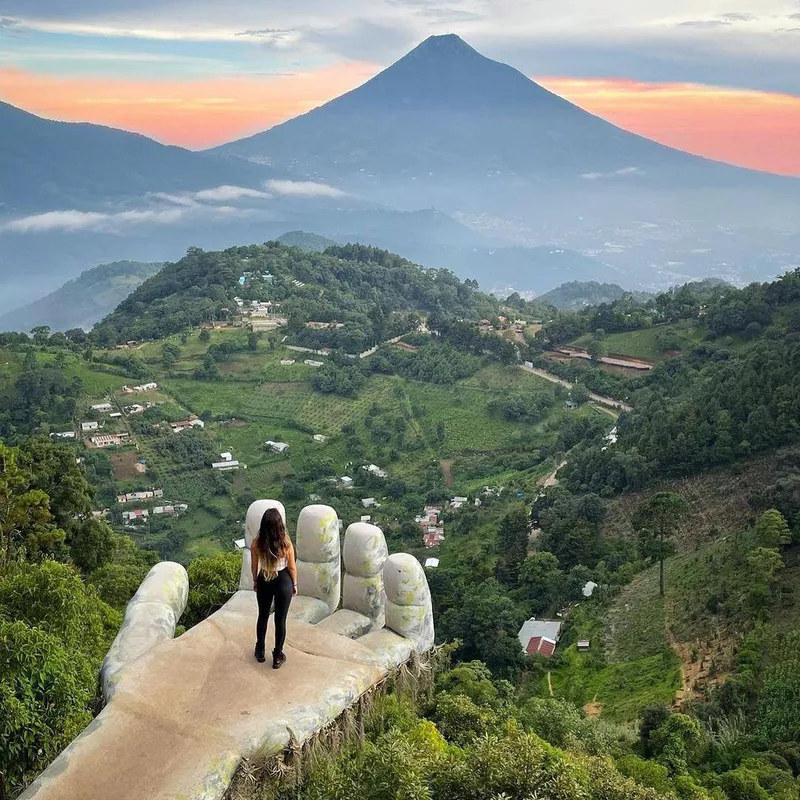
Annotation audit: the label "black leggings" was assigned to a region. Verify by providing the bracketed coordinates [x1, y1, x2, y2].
[256, 569, 293, 654]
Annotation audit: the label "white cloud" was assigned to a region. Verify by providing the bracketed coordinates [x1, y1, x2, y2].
[580, 167, 643, 180]
[192, 185, 272, 201]
[3, 207, 187, 233]
[266, 179, 346, 197]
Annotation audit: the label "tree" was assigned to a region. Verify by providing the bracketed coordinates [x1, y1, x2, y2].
[183, 553, 241, 628]
[495, 506, 530, 586]
[247, 331, 260, 351]
[198, 328, 210, 343]
[162, 342, 181, 370]
[0, 561, 120, 790]
[587, 339, 605, 363]
[633, 492, 690, 596]
[0, 443, 55, 566]
[755, 508, 791, 549]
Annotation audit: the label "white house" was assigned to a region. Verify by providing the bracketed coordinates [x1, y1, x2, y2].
[340, 476, 354, 488]
[313, 434, 327, 443]
[582, 581, 598, 598]
[361, 498, 380, 509]
[265, 441, 289, 454]
[304, 359, 324, 367]
[81, 421, 99, 432]
[424, 558, 440, 569]
[234, 538, 246, 550]
[220, 452, 233, 462]
[280, 359, 296, 366]
[362, 464, 388, 478]
[50, 431, 76, 440]
[212, 460, 240, 471]
[91, 403, 113, 413]
[360, 515, 372, 523]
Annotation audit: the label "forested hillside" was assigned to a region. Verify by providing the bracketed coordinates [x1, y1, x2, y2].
[4, 252, 800, 800]
[96, 242, 498, 346]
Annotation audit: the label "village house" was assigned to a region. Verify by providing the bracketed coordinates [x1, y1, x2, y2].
[122, 509, 149, 524]
[424, 558, 440, 569]
[123, 403, 149, 415]
[81, 421, 99, 432]
[212, 459, 240, 471]
[122, 382, 158, 393]
[280, 359, 296, 366]
[449, 496, 468, 509]
[361, 498, 380, 509]
[153, 504, 188, 516]
[517, 618, 562, 658]
[340, 476, 354, 488]
[89, 433, 130, 449]
[91, 403, 113, 413]
[109, 412, 123, 419]
[360, 515, 371, 523]
[265, 441, 289, 454]
[50, 431, 76, 440]
[117, 488, 164, 504]
[577, 640, 591, 652]
[304, 359, 324, 367]
[170, 416, 205, 433]
[362, 464, 388, 478]
[313, 434, 327, 443]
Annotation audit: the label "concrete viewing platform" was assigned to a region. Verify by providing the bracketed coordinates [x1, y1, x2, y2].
[21, 502, 434, 800]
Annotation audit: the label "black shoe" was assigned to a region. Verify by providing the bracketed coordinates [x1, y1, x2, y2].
[272, 650, 286, 670]
[254, 644, 266, 663]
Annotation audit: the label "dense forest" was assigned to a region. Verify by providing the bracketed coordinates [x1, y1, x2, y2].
[96, 242, 500, 347]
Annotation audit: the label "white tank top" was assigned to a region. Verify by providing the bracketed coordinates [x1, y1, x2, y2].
[259, 554, 287, 575]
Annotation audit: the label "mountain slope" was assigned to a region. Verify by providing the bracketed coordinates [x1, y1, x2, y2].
[0, 260, 164, 332]
[0, 101, 270, 214]
[211, 35, 793, 201]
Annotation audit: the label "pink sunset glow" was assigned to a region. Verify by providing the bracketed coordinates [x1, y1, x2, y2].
[1, 67, 798, 176]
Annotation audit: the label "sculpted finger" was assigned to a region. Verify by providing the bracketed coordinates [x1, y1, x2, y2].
[101, 561, 188, 701]
[290, 504, 341, 623]
[318, 522, 387, 638]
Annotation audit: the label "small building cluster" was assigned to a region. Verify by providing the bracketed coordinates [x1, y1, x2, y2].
[117, 488, 164, 504]
[265, 440, 289, 454]
[212, 452, 241, 470]
[170, 415, 205, 433]
[123, 402, 154, 415]
[153, 504, 188, 516]
[305, 321, 344, 330]
[517, 618, 563, 658]
[122, 509, 149, 525]
[362, 463, 388, 479]
[89, 433, 130, 449]
[122, 383, 158, 393]
[416, 505, 445, 548]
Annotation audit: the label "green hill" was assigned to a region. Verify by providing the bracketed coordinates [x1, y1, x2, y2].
[276, 230, 339, 251]
[538, 280, 636, 310]
[0, 260, 163, 333]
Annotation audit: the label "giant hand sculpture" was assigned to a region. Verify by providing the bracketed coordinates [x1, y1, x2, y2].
[20, 502, 434, 800]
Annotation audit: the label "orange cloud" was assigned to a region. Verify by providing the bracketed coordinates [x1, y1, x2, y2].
[1, 66, 798, 177]
[537, 77, 800, 177]
[0, 63, 379, 149]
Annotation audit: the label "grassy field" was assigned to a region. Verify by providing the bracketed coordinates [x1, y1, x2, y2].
[571, 320, 704, 362]
[87, 330, 613, 562]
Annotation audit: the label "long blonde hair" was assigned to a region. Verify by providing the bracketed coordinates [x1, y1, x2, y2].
[255, 508, 289, 579]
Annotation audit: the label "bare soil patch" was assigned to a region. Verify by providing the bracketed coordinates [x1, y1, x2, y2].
[440, 460, 454, 486]
[109, 450, 143, 481]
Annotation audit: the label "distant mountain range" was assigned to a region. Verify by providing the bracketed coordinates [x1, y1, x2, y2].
[0, 101, 271, 215]
[0, 260, 164, 332]
[1, 33, 798, 314]
[212, 35, 798, 218]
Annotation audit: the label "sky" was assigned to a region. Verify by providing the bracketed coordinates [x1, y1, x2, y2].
[1, 0, 799, 175]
